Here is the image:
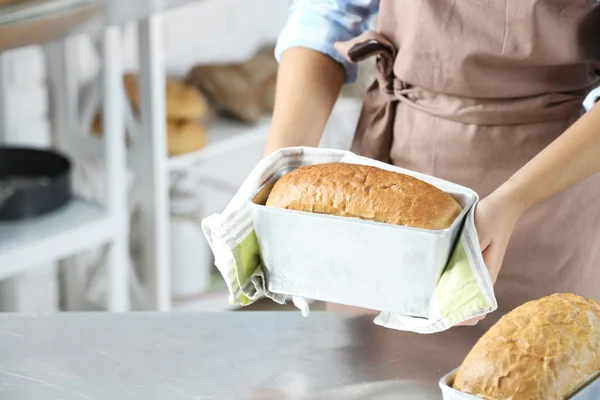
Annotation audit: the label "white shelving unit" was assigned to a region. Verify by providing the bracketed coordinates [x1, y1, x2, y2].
[128, 0, 290, 312]
[0, 0, 352, 313]
[0, 200, 115, 281]
[0, 13, 130, 311]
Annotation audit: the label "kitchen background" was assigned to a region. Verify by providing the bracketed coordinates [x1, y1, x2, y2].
[0, 0, 371, 314]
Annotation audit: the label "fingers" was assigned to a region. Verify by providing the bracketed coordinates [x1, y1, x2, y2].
[456, 315, 486, 326]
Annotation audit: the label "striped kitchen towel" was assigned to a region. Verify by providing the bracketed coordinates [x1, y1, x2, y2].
[201, 147, 497, 334]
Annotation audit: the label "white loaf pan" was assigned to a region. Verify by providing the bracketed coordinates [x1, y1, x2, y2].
[250, 161, 477, 318]
[440, 368, 600, 400]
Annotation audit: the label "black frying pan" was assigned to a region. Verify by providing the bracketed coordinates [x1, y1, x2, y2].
[0, 147, 72, 221]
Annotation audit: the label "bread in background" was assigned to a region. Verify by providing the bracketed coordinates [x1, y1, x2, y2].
[241, 47, 278, 88]
[188, 46, 278, 123]
[92, 75, 210, 157]
[123, 74, 210, 121]
[92, 114, 207, 157]
[189, 64, 262, 123]
[166, 119, 207, 156]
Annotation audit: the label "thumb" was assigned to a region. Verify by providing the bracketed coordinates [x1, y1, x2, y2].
[481, 244, 503, 283]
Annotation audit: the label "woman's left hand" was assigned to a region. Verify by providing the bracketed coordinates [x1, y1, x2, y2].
[458, 102, 600, 328]
[456, 185, 525, 326]
[474, 186, 524, 284]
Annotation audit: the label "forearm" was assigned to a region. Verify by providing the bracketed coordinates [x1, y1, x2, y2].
[501, 103, 600, 214]
[264, 47, 344, 156]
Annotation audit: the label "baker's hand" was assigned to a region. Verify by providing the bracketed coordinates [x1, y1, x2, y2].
[457, 185, 525, 326]
[476, 186, 524, 283]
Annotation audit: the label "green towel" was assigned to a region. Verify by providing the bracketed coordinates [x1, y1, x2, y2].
[202, 147, 496, 333]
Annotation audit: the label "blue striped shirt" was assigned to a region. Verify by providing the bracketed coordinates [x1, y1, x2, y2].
[275, 0, 379, 84]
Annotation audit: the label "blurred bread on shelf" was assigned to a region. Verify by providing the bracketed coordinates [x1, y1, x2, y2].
[91, 75, 209, 157]
[242, 48, 278, 113]
[188, 64, 262, 123]
[242, 48, 278, 86]
[166, 119, 207, 156]
[92, 115, 207, 157]
[123, 74, 210, 121]
[188, 46, 277, 123]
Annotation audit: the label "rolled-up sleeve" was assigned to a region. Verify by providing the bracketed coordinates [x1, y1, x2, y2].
[275, 0, 379, 84]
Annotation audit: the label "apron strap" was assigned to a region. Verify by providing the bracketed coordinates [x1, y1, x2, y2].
[335, 31, 399, 101]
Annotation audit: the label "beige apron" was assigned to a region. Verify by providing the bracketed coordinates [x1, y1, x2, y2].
[332, 0, 600, 319]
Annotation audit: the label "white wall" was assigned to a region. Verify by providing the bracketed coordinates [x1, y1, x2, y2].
[71, 0, 292, 86]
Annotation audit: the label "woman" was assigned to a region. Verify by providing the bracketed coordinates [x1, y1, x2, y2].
[265, 0, 600, 322]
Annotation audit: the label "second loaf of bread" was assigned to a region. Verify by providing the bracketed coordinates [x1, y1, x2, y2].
[453, 293, 600, 400]
[266, 163, 462, 230]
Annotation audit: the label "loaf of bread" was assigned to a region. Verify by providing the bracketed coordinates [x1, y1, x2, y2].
[123, 74, 210, 121]
[166, 119, 207, 156]
[265, 163, 461, 230]
[189, 64, 263, 123]
[188, 48, 278, 123]
[453, 293, 600, 400]
[91, 115, 207, 156]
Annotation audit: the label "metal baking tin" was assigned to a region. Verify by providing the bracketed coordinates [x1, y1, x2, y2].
[439, 368, 600, 400]
[0, 147, 72, 221]
[250, 162, 477, 318]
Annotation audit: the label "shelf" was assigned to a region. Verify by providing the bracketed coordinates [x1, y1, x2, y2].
[0, 0, 103, 52]
[0, 198, 117, 280]
[0, 0, 206, 52]
[61, 117, 271, 171]
[0, 0, 97, 26]
[168, 117, 271, 170]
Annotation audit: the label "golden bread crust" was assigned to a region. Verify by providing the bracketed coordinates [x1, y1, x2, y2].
[266, 163, 462, 230]
[454, 293, 600, 400]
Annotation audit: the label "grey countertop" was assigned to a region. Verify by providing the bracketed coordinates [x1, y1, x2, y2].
[0, 0, 197, 52]
[0, 312, 491, 399]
